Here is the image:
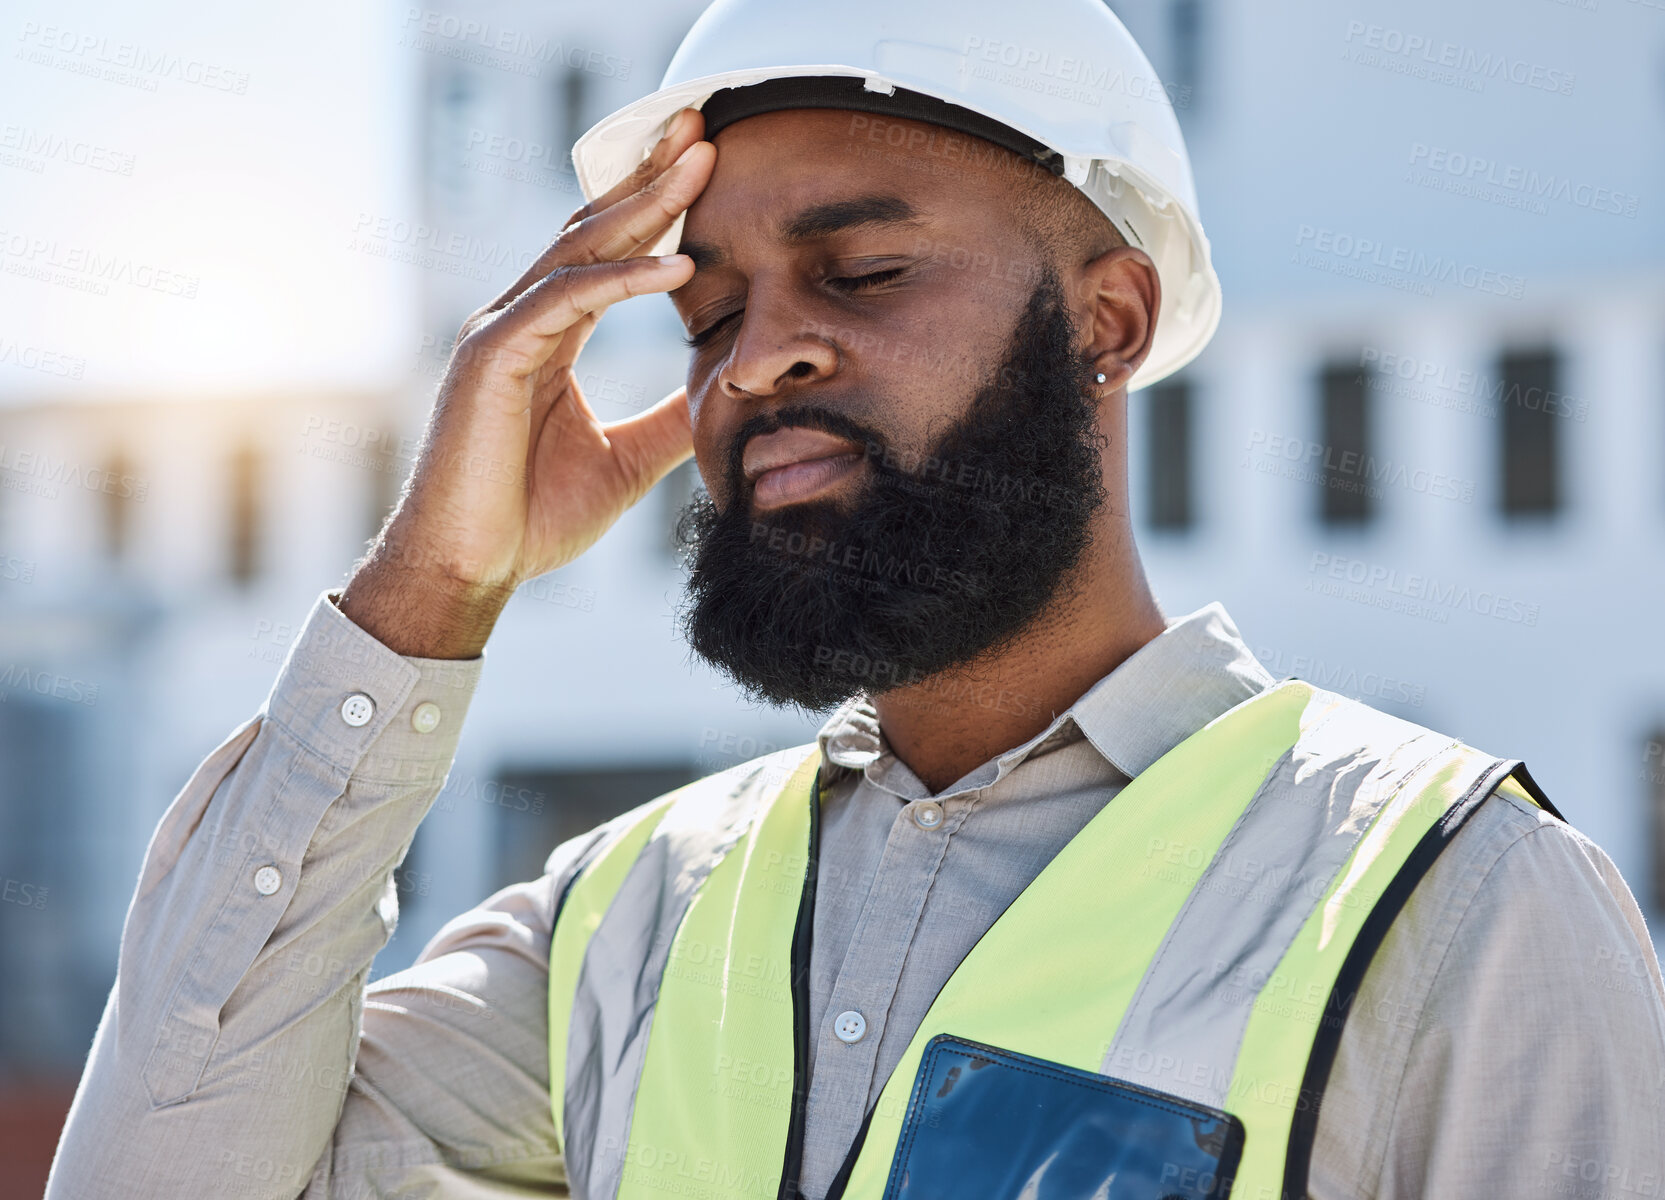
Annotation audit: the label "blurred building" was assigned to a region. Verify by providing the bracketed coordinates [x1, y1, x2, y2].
[0, 4, 1661, 1187]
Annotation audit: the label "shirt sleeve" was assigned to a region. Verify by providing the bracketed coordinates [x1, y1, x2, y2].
[1311, 788, 1665, 1200]
[302, 821, 615, 1198]
[47, 591, 486, 1199]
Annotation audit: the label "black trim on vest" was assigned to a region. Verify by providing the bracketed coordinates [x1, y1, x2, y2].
[777, 767, 824, 1200]
[1505, 761, 1566, 821]
[821, 1102, 876, 1200]
[548, 840, 600, 934]
[1280, 756, 1552, 1199]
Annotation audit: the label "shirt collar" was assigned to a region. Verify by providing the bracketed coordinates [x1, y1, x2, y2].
[815, 602, 1275, 799]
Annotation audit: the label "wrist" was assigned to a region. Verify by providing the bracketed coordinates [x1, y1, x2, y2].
[338, 556, 513, 660]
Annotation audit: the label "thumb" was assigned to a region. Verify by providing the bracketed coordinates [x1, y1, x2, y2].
[606, 386, 695, 498]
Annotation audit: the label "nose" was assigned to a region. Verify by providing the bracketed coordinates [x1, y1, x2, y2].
[716, 293, 839, 401]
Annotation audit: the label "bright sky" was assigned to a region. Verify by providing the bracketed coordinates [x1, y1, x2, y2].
[0, 0, 418, 400]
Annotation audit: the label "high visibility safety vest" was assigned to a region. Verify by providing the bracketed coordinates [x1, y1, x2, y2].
[546, 680, 1560, 1200]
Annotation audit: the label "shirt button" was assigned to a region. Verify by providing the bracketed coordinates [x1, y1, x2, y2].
[911, 801, 943, 830]
[340, 693, 375, 727]
[833, 1010, 867, 1044]
[253, 865, 283, 895]
[410, 701, 442, 733]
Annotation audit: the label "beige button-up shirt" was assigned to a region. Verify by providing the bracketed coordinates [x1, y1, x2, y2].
[48, 594, 1665, 1198]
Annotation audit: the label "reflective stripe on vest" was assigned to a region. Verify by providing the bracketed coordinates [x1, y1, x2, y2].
[549, 748, 823, 1200]
[548, 682, 1554, 1200]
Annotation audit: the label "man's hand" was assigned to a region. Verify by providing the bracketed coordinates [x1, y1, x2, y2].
[340, 108, 713, 658]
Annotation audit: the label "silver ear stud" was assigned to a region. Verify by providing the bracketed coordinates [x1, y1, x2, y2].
[1095, 372, 1107, 384]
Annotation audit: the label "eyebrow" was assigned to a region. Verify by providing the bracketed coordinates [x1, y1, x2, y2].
[679, 193, 924, 272]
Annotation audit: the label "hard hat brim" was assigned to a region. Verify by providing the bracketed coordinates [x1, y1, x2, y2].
[574, 64, 1221, 390]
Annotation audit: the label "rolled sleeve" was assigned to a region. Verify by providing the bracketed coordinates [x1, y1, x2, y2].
[50, 592, 483, 1199]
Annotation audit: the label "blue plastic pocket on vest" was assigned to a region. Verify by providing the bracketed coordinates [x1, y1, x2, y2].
[881, 1035, 1244, 1200]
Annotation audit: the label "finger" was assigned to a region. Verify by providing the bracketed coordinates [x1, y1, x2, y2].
[484, 108, 706, 314]
[574, 106, 706, 222]
[525, 138, 711, 289]
[476, 255, 696, 381]
[539, 156, 709, 383]
[528, 311, 596, 433]
[603, 386, 695, 498]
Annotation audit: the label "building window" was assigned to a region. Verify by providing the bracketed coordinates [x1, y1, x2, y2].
[488, 764, 695, 893]
[1498, 347, 1562, 517]
[1145, 380, 1193, 530]
[228, 444, 262, 585]
[426, 68, 485, 214]
[0, 697, 99, 1074]
[101, 448, 134, 561]
[1648, 730, 1665, 914]
[1319, 361, 1374, 525]
[557, 65, 591, 170]
[1168, 0, 1202, 113]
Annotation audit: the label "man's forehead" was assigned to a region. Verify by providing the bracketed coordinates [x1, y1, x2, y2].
[680, 107, 1010, 249]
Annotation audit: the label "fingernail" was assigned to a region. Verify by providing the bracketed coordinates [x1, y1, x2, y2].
[668, 109, 692, 139]
[657, 254, 691, 267]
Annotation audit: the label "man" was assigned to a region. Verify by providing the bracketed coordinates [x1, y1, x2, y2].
[49, 0, 1665, 1197]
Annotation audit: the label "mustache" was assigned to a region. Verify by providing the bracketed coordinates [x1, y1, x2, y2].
[723, 404, 890, 497]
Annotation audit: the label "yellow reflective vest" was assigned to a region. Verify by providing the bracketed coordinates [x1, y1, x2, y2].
[547, 680, 1559, 1200]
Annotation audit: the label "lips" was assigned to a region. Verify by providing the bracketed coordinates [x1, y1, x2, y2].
[742, 426, 868, 510]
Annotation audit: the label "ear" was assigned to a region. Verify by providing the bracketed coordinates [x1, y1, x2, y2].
[1072, 246, 1161, 392]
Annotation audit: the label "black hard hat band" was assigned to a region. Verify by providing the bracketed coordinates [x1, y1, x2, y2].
[697, 74, 1067, 177]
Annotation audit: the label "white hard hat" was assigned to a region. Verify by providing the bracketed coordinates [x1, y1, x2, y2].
[572, 0, 1221, 390]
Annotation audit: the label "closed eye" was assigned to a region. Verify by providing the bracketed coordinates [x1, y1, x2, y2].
[681, 311, 740, 350]
[827, 267, 907, 292]
[680, 267, 910, 349]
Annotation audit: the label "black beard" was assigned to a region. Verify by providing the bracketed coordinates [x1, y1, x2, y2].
[674, 269, 1107, 712]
